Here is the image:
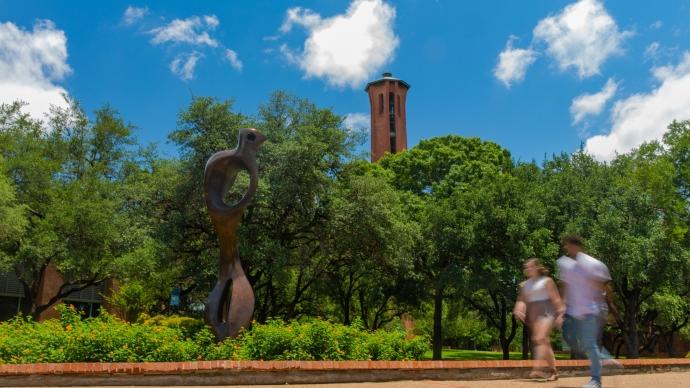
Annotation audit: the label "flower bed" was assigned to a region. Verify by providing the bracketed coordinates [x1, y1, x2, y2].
[0, 306, 428, 363]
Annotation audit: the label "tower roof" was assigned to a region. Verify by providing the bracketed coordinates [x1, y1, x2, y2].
[365, 72, 410, 92]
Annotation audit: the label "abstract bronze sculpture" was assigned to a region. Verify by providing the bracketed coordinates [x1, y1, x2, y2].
[203, 128, 266, 340]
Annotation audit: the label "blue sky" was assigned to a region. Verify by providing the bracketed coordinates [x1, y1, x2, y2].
[2, 0, 690, 162]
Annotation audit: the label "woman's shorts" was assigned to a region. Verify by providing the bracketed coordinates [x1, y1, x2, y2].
[526, 300, 555, 325]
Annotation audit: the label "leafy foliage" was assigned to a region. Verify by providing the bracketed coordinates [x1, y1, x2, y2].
[1, 93, 689, 361]
[0, 100, 152, 319]
[0, 307, 428, 363]
[105, 282, 158, 322]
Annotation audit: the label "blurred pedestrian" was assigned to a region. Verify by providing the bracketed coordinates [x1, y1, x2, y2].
[513, 258, 565, 381]
[557, 254, 585, 359]
[561, 235, 614, 388]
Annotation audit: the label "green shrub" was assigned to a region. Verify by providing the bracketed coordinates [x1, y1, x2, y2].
[0, 305, 202, 363]
[414, 304, 497, 351]
[680, 324, 690, 341]
[104, 282, 157, 322]
[237, 318, 365, 360]
[0, 308, 429, 363]
[235, 318, 426, 361]
[364, 328, 428, 360]
[0, 316, 68, 363]
[142, 314, 206, 338]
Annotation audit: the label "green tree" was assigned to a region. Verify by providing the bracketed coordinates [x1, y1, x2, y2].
[104, 281, 158, 322]
[163, 92, 362, 320]
[320, 167, 421, 328]
[414, 299, 497, 351]
[643, 288, 690, 356]
[100, 148, 178, 308]
[0, 157, 27, 263]
[0, 100, 149, 319]
[588, 143, 689, 358]
[441, 164, 556, 359]
[538, 151, 611, 240]
[379, 135, 512, 359]
[663, 120, 690, 201]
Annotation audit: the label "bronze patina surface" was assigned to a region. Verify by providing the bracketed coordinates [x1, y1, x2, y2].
[203, 128, 266, 340]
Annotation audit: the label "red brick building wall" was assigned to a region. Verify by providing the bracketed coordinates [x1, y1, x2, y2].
[36, 265, 64, 321]
[1, 265, 119, 321]
[366, 72, 409, 162]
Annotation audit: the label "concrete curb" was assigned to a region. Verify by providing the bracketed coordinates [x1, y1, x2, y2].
[1, 359, 689, 386]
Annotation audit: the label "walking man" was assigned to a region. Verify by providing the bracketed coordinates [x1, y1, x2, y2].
[556, 253, 585, 359]
[560, 235, 612, 388]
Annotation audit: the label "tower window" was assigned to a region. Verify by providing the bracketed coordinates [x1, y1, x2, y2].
[378, 94, 384, 114]
[397, 95, 401, 116]
[389, 92, 396, 153]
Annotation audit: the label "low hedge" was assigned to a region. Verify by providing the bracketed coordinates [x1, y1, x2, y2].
[214, 318, 428, 361]
[0, 306, 428, 363]
[141, 314, 207, 339]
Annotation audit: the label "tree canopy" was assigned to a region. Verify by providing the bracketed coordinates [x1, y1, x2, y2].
[1, 95, 688, 360]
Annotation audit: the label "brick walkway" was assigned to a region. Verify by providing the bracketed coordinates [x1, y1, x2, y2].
[4, 360, 689, 386]
[102, 371, 687, 387]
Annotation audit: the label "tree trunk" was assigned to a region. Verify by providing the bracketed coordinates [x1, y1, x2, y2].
[338, 278, 351, 326]
[499, 319, 510, 360]
[500, 337, 510, 360]
[31, 300, 55, 321]
[499, 306, 519, 360]
[342, 302, 351, 325]
[358, 289, 370, 328]
[665, 332, 675, 357]
[432, 287, 444, 360]
[614, 338, 624, 358]
[341, 272, 355, 326]
[624, 305, 640, 358]
[20, 282, 36, 317]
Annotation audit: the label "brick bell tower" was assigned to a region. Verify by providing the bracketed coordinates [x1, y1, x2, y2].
[365, 72, 410, 162]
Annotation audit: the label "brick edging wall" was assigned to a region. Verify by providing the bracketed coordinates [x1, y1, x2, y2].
[1, 359, 689, 386]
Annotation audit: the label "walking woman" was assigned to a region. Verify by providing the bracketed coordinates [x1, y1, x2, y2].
[513, 258, 565, 381]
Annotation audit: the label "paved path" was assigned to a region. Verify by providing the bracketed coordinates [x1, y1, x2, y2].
[73, 371, 690, 388]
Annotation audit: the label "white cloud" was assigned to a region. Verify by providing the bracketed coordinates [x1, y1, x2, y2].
[122, 6, 148, 25]
[225, 49, 243, 71]
[203, 15, 219, 29]
[645, 42, 660, 59]
[570, 78, 618, 124]
[494, 36, 538, 88]
[142, 14, 237, 79]
[262, 35, 281, 42]
[280, 7, 322, 33]
[585, 52, 690, 161]
[650, 20, 663, 30]
[533, 0, 631, 78]
[0, 20, 71, 120]
[343, 112, 370, 132]
[278, 0, 399, 88]
[149, 15, 219, 47]
[170, 52, 202, 81]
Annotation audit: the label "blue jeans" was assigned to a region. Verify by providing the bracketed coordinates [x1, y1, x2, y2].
[562, 315, 583, 358]
[574, 314, 603, 382]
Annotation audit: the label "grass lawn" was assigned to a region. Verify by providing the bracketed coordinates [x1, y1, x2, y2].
[422, 349, 571, 360]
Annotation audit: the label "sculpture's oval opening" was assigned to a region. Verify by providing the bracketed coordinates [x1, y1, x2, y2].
[220, 279, 233, 324]
[224, 169, 251, 207]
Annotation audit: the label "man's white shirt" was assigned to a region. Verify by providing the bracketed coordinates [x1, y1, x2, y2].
[559, 253, 611, 318]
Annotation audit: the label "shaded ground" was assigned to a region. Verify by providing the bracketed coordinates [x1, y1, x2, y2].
[76, 372, 690, 388]
[422, 349, 571, 360]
